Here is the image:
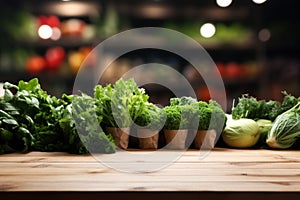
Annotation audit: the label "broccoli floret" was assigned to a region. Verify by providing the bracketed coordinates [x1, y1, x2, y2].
[197, 100, 227, 133]
[163, 104, 198, 130]
[134, 103, 166, 130]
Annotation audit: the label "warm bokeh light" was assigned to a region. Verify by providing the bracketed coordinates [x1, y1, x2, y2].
[200, 23, 216, 38]
[258, 28, 271, 42]
[43, 1, 99, 17]
[51, 27, 61, 40]
[38, 25, 53, 39]
[252, 0, 267, 4]
[216, 0, 233, 8]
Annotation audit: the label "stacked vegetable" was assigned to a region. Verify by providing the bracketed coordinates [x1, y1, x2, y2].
[222, 92, 300, 149]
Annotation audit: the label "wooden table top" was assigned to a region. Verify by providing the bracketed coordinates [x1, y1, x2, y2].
[1, 148, 300, 200]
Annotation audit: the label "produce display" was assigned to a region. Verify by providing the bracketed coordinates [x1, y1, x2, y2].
[223, 92, 300, 149]
[0, 78, 299, 155]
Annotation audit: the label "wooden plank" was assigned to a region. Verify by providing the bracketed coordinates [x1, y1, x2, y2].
[1, 172, 300, 183]
[0, 148, 300, 193]
[1, 149, 300, 163]
[1, 162, 300, 170]
[2, 180, 300, 192]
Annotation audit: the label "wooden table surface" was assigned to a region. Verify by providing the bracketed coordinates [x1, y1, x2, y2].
[1, 148, 300, 200]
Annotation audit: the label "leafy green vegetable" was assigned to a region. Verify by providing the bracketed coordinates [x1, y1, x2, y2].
[163, 97, 226, 132]
[232, 94, 278, 121]
[164, 104, 198, 130]
[94, 78, 149, 128]
[68, 93, 116, 153]
[232, 92, 299, 121]
[134, 103, 166, 130]
[0, 81, 35, 153]
[94, 84, 115, 127]
[266, 102, 300, 149]
[164, 97, 199, 130]
[0, 78, 115, 154]
[278, 91, 300, 116]
[198, 100, 227, 133]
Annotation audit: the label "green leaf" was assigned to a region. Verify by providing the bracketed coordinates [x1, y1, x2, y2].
[2, 118, 19, 126]
[18, 78, 40, 92]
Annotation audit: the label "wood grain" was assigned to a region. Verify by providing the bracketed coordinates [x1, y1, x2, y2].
[0, 148, 300, 193]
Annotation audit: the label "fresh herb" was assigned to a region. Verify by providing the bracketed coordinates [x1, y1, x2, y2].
[94, 78, 149, 128]
[231, 92, 299, 121]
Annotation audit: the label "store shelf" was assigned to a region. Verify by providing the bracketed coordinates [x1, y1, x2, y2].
[1, 0, 299, 104]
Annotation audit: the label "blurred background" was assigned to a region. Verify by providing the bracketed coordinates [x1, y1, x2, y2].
[0, 0, 299, 112]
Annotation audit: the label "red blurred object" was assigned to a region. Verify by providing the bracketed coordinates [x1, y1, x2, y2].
[47, 15, 60, 27]
[37, 15, 60, 27]
[37, 16, 48, 26]
[45, 46, 65, 70]
[216, 62, 226, 77]
[198, 86, 211, 102]
[25, 56, 46, 74]
[225, 62, 244, 79]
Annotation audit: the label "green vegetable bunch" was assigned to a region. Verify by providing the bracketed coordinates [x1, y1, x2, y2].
[0, 78, 116, 154]
[232, 91, 299, 121]
[94, 84, 114, 127]
[0, 94, 33, 154]
[164, 105, 198, 130]
[0, 78, 66, 153]
[164, 97, 199, 130]
[134, 103, 166, 130]
[198, 100, 227, 133]
[68, 94, 116, 153]
[163, 97, 226, 132]
[94, 78, 149, 128]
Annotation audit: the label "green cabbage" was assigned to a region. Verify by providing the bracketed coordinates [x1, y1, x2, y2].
[266, 102, 300, 149]
[222, 116, 260, 148]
